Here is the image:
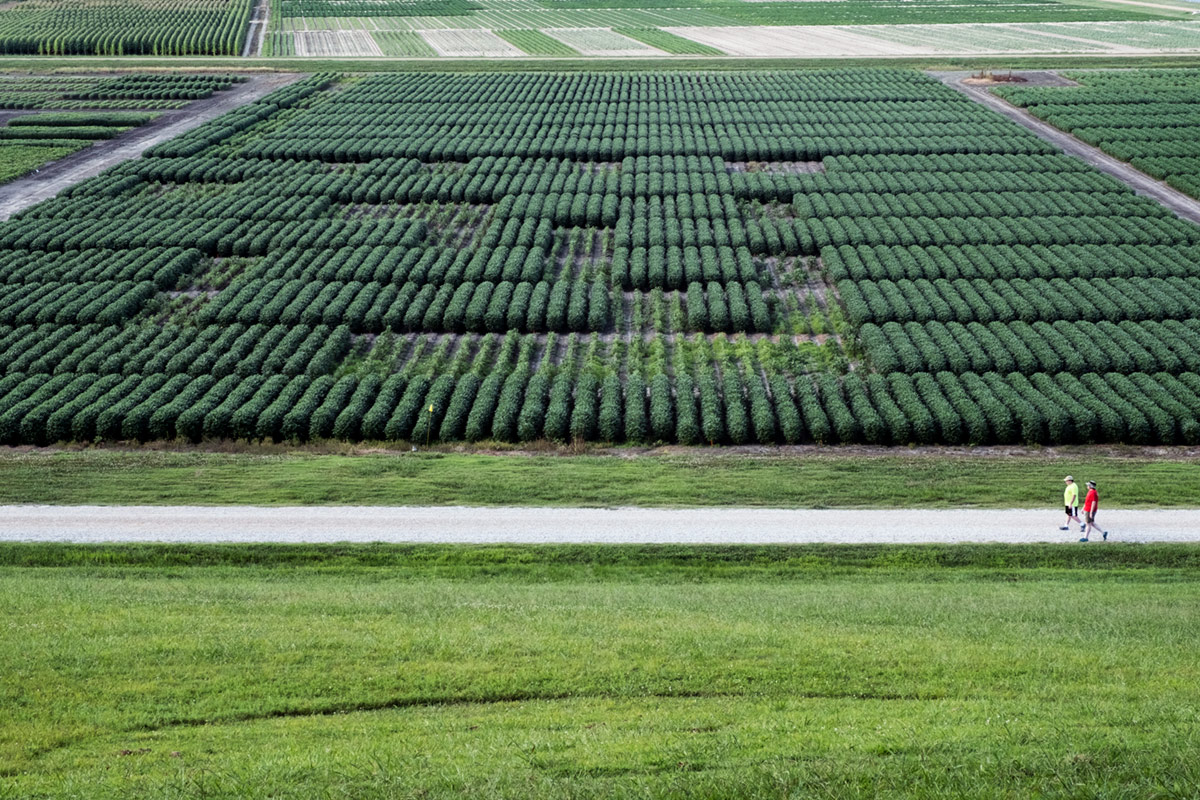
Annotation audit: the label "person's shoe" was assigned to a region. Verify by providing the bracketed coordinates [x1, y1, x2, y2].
[1102, 531, 1108, 541]
[1080, 524, 1086, 532]
[1079, 537, 1089, 542]
[1059, 526, 1070, 531]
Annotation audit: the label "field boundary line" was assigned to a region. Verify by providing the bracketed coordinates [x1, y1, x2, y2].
[930, 70, 1200, 226]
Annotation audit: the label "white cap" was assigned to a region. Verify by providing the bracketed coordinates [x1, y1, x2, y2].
[1065, 476, 1074, 482]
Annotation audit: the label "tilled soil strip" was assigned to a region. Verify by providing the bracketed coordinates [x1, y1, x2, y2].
[2, 506, 1193, 544]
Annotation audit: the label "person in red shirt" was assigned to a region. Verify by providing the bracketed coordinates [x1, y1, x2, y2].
[1079, 480, 1107, 542]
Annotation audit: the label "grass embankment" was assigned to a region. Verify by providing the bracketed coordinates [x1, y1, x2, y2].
[2, 544, 1198, 799]
[0, 447, 1197, 507]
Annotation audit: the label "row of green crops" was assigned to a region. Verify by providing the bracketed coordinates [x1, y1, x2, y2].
[0, 73, 241, 110]
[995, 69, 1200, 202]
[4, 358, 1200, 446]
[0, 0, 253, 55]
[1, 69, 1200, 447]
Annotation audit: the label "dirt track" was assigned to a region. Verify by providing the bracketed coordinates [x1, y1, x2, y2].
[931, 70, 1200, 227]
[2, 506, 1192, 544]
[0, 72, 303, 221]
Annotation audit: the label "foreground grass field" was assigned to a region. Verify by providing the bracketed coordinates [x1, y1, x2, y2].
[1, 446, 1198, 507]
[2, 544, 1198, 799]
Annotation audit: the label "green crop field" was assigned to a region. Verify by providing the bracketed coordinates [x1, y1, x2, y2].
[0, 73, 242, 110]
[0, 73, 238, 180]
[0, 142, 83, 182]
[2, 69, 1200, 449]
[996, 68, 1200, 201]
[0, 0, 254, 56]
[2, 544, 1199, 799]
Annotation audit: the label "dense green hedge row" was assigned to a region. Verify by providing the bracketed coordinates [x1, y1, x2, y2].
[3, 367, 1199, 447]
[0, 215, 424, 256]
[839, 275, 1200, 328]
[860, 319, 1200, 376]
[0, 323, 350, 379]
[118, 152, 1112, 208]
[0, 3, 252, 56]
[0, 247, 199, 285]
[824, 243, 1200, 283]
[199, 275, 614, 334]
[242, 72, 1052, 163]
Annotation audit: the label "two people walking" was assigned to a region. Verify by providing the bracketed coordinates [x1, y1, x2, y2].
[1061, 475, 1106, 542]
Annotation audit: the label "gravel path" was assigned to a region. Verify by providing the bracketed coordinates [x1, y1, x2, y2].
[2, 506, 1196, 544]
[930, 70, 1200, 227]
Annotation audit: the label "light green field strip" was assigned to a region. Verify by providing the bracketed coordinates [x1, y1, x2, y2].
[1, 450, 1198, 508]
[543, 27, 664, 55]
[372, 29, 437, 56]
[3, 551, 1199, 798]
[494, 28, 581, 56]
[613, 27, 726, 55]
[0, 143, 84, 184]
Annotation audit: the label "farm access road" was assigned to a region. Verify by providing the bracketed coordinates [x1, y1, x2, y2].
[3, 506, 1197, 543]
[931, 70, 1200, 227]
[0, 72, 303, 221]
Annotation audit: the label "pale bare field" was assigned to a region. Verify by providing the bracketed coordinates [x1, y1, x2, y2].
[667, 19, 1200, 56]
[665, 25, 937, 56]
[273, 15, 1200, 57]
[421, 28, 525, 57]
[293, 29, 383, 57]
[544, 27, 665, 56]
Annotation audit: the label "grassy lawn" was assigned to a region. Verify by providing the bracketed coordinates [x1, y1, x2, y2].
[1, 447, 1198, 507]
[1, 544, 1198, 799]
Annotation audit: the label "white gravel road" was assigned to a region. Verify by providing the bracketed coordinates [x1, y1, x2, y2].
[2, 506, 1195, 544]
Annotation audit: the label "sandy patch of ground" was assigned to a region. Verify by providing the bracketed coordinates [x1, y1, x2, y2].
[421, 28, 525, 57]
[543, 28, 665, 56]
[293, 30, 383, 57]
[664, 25, 935, 57]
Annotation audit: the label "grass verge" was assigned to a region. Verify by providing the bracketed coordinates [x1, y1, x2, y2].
[0, 446, 1197, 507]
[1, 544, 1198, 799]
[1, 54, 1200, 73]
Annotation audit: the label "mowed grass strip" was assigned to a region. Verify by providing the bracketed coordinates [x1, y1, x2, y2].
[2, 546, 1198, 798]
[494, 29, 581, 56]
[0, 448, 1198, 507]
[613, 28, 724, 55]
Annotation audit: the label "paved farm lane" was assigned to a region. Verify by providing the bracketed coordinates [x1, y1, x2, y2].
[0, 72, 304, 221]
[2, 506, 1197, 543]
[931, 71, 1200, 227]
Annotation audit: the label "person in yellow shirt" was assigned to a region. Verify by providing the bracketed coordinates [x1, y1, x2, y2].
[1059, 475, 1083, 533]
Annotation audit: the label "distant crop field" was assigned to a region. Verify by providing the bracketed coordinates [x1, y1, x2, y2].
[2, 69, 1200, 448]
[266, 0, 1198, 58]
[996, 68, 1200, 201]
[0, 0, 254, 56]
